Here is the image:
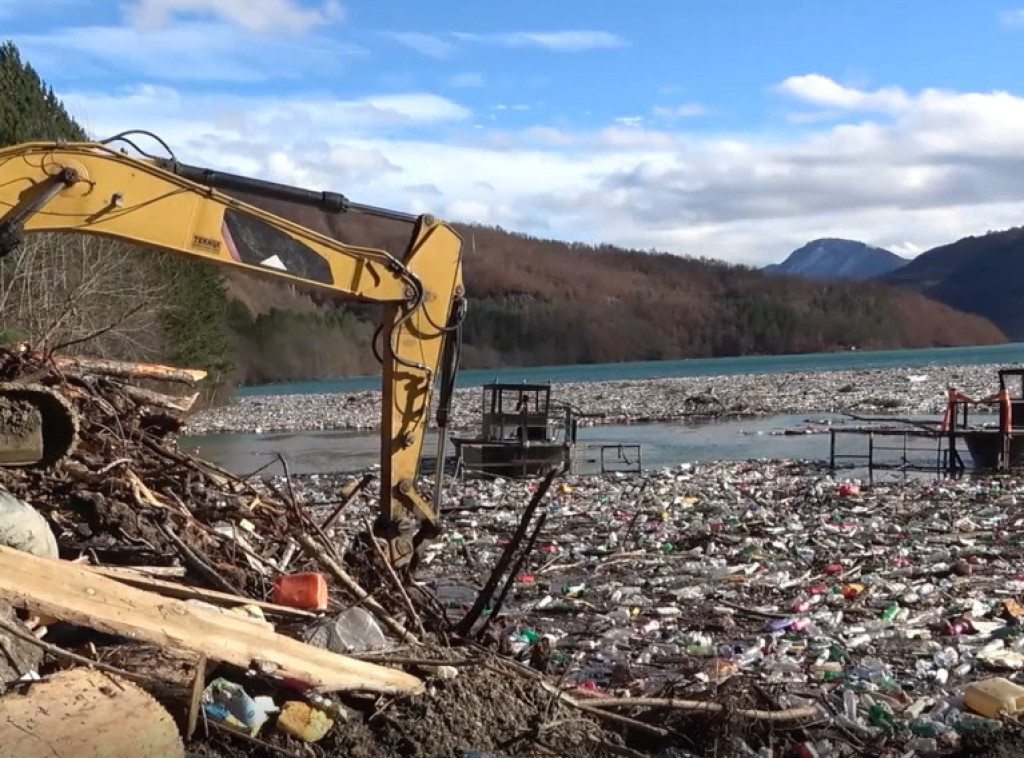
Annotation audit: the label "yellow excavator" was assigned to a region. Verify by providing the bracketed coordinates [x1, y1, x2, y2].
[0, 131, 466, 570]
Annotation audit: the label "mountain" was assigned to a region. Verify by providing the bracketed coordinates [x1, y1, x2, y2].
[882, 226, 1024, 340]
[213, 190, 1006, 385]
[765, 238, 908, 280]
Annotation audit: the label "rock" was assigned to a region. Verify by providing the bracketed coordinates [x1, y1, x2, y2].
[0, 487, 57, 558]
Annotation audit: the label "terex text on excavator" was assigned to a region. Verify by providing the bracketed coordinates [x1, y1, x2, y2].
[0, 130, 467, 571]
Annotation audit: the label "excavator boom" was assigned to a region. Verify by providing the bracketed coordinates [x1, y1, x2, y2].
[0, 134, 466, 568]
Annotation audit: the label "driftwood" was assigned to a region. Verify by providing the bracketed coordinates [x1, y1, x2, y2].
[580, 696, 823, 723]
[51, 355, 207, 385]
[457, 468, 557, 637]
[0, 544, 423, 695]
[478, 511, 547, 639]
[120, 383, 200, 412]
[100, 644, 209, 737]
[321, 472, 375, 530]
[0, 615, 159, 686]
[0, 667, 185, 758]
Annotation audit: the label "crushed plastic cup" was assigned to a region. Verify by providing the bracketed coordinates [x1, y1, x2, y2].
[303, 606, 391, 653]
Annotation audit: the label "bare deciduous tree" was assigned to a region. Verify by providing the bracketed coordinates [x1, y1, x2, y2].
[0, 232, 172, 359]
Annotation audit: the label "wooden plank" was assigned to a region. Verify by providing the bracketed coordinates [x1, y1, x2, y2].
[0, 545, 423, 695]
[0, 667, 185, 758]
[186, 655, 210, 740]
[88, 564, 317, 619]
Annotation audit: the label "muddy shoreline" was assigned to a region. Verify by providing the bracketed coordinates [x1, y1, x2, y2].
[186, 362, 1012, 436]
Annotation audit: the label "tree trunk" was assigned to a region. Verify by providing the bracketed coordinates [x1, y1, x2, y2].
[0, 667, 185, 758]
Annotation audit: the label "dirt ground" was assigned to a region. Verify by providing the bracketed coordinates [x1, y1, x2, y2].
[951, 727, 1024, 758]
[330, 667, 622, 758]
[185, 662, 642, 758]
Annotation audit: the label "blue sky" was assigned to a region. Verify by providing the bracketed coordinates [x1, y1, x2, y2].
[5, 0, 1024, 264]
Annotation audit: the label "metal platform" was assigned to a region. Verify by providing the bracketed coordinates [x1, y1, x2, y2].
[829, 367, 1024, 480]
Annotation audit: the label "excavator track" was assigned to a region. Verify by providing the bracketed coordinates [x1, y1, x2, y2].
[0, 383, 79, 468]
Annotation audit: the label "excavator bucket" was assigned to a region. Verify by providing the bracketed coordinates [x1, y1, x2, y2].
[0, 383, 78, 468]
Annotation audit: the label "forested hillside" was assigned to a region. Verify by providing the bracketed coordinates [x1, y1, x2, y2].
[882, 227, 1024, 340]
[0, 42, 235, 402]
[222, 191, 1006, 383]
[0, 40, 1008, 393]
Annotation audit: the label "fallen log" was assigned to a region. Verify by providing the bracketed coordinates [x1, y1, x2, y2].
[0, 544, 423, 695]
[120, 383, 200, 413]
[0, 667, 185, 758]
[52, 355, 207, 385]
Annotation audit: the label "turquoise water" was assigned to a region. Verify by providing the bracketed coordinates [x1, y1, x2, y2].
[238, 342, 1024, 397]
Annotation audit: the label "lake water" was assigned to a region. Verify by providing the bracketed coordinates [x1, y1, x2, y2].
[236, 342, 1024, 397]
[180, 412, 925, 480]
[186, 343, 1007, 479]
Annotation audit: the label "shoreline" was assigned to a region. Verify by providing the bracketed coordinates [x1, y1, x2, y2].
[184, 361, 1012, 436]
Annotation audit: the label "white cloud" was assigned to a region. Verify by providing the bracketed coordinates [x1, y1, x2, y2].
[384, 31, 454, 58]
[999, 8, 1024, 26]
[359, 93, 471, 123]
[122, 0, 344, 35]
[63, 88, 470, 144]
[52, 73, 1024, 266]
[776, 74, 908, 111]
[453, 30, 627, 52]
[15, 22, 365, 83]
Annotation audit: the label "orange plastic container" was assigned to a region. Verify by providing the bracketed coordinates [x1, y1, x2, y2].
[273, 572, 328, 611]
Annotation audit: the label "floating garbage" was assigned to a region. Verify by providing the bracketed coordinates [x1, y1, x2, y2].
[202, 678, 271, 737]
[187, 362, 1009, 435]
[9, 334, 1024, 758]
[276, 701, 334, 743]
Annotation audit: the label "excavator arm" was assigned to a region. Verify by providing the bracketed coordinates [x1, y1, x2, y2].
[0, 134, 466, 569]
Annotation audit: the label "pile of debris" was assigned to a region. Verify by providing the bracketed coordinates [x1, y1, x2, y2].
[0, 348, 665, 758]
[5, 345, 1024, 757]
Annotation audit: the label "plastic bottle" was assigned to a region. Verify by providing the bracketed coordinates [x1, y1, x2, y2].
[905, 737, 938, 753]
[843, 689, 858, 720]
